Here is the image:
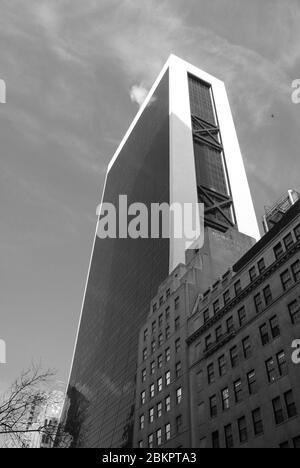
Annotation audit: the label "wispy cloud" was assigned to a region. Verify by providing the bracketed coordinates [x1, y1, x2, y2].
[130, 84, 149, 106]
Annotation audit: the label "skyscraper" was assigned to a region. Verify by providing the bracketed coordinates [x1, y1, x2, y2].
[63, 55, 259, 448]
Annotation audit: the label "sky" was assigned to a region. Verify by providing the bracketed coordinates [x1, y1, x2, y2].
[0, 0, 300, 392]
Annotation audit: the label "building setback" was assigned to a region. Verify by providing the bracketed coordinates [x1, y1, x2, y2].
[187, 198, 300, 448]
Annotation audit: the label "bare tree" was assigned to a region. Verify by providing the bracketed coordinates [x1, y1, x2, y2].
[0, 365, 57, 448]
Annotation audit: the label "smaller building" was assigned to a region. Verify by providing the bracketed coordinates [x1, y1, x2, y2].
[187, 198, 300, 448]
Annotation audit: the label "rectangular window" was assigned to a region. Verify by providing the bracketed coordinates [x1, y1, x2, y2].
[230, 346, 239, 368]
[165, 348, 170, 363]
[142, 369, 146, 383]
[213, 300, 220, 315]
[152, 321, 156, 334]
[144, 329, 148, 342]
[224, 424, 234, 448]
[212, 431, 220, 449]
[266, 357, 277, 383]
[165, 307, 170, 323]
[158, 314, 163, 328]
[175, 338, 181, 353]
[263, 285, 273, 306]
[165, 371, 171, 386]
[249, 266, 257, 282]
[153, 304, 157, 314]
[284, 390, 297, 418]
[292, 260, 300, 282]
[175, 361, 182, 379]
[149, 408, 154, 424]
[247, 370, 257, 395]
[258, 258, 266, 274]
[158, 354, 163, 369]
[254, 293, 263, 314]
[222, 387, 230, 411]
[148, 434, 154, 448]
[270, 315, 280, 338]
[234, 379, 243, 403]
[141, 391, 146, 406]
[218, 355, 227, 377]
[166, 288, 171, 299]
[165, 396, 171, 412]
[226, 316, 234, 334]
[207, 363, 215, 384]
[277, 351, 288, 377]
[175, 317, 180, 332]
[289, 300, 300, 324]
[176, 415, 182, 433]
[283, 233, 294, 250]
[158, 333, 163, 347]
[234, 280, 242, 296]
[274, 242, 284, 260]
[175, 297, 180, 310]
[252, 408, 264, 436]
[203, 309, 210, 323]
[210, 395, 218, 418]
[157, 377, 163, 393]
[151, 341, 156, 354]
[165, 423, 171, 441]
[159, 296, 163, 306]
[138, 441, 143, 448]
[140, 415, 145, 430]
[281, 269, 293, 291]
[242, 336, 252, 359]
[223, 290, 231, 305]
[156, 429, 162, 447]
[157, 402, 162, 419]
[143, 348, 148, 361]
[176, 387, 182, 405]
[238, 416, 248, 444]
[165, 327, 170, 340]
[150, 384, 155, 399]
[294, 224, 300, 241]
[205, 334, 212, 350]
[238, 306, 247, 327]
[216, 326, 222, 342]
[272, 397, 285, 425]
[260, 323, 270, 346]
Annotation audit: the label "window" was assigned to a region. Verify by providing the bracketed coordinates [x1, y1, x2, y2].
[148, 434, 154, 448]
[234, 280, 242, 296]
[270, 315, 280, 338]
[242, 336, 252, 359]
[234, 379, 243, 403]
[230, 346, 239, 368]
[284, 390, 297, 418]
[281, 270, 293, 291]
[263, 285, 273, 306]
[289, 300, 300, 324]
[157, 377, 163, 393]
[165, 307, 170, 323]
[176, 415, 182, 433]
[159, 296, 163, 306]
[142, 369, 146, 383]
[175, 317, 180, 331]
[252, 408, 264, 436]
[165, 396, 171, 412]
[144, 329, 148, 342]
[156, 429, 162, 447]
[175, 362, 182, 379]
[258, 258, 266, 274]
[151, 341, 156, 354]
[222, 388, 230, 411]
[224, 424, 234, 448]
[158, 334, 163, 347]
[157, 402, 162, 419]
[165, 327, 170, 340]
[166, 288, 171, 299]
[158, 354, 163, 369]
[277, 351, 288, 377]
[238, 306, 247, 327]
[175, 297, 180, 310]
[249, 267, 257, 282]
[196, 371, 203, 390]
[274, 242, 284, 260]
[153, 303, 157, 314]
[175, 338, 181, 353]
[149, 408, 154, 424]
[238, 416, 248, 444]
[254, 293, 263, 314]
[176, 387, 182, 405]
[203, 309, 210, 323]
[226, 316, 234, 334]
[266, 358, 277, 383]
[272, 397, 285, 425]
[165, 423, 171, 441]
[165, 348, 170, 362]
[218, 355, 227, 377]
[141, 391, 146, 406]
[138, 441, 143, 448]
[294, 224, 300, 241]
[152, 321, 156, 334]
[140, 415, 145, 430]
[150, 384, 155, 399]
[158, 314, 163, 328]
[212, 431, 220, 449]
[216, 326, 222, 342]
[247, 370, 257, 395]
[260, 323, 270, 346]
[207, 363, 215, 384]
[143, 348, 148, 361]
[213, 300, 220, 315]
[205, 334, 212, 349]
[223, 290, 230, 305]
[292, 260, 300, 282]
[284, 233, 294, 250]
[165, 371, 171, 386]
[210, 395, 218, 418]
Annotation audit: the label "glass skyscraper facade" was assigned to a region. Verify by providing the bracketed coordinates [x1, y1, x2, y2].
[62, 56, 259, 448]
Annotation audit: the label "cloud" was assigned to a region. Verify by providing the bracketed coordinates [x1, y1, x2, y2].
[129, 84, 149, 106]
